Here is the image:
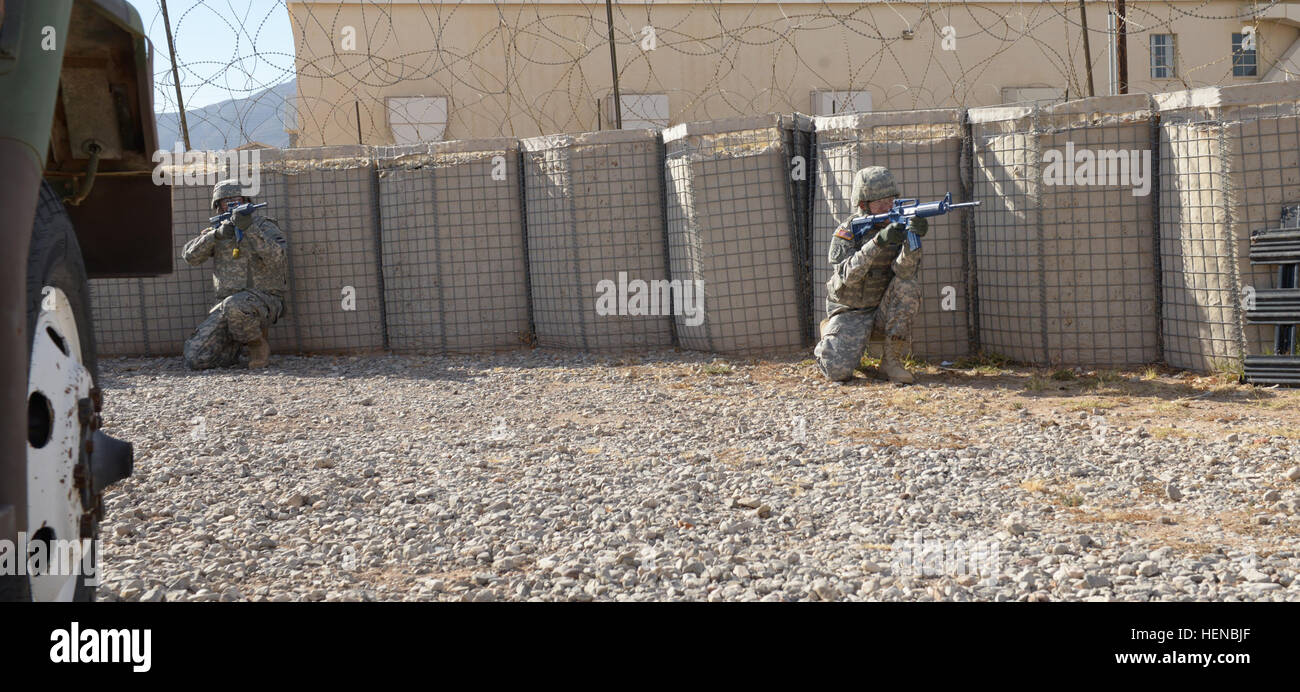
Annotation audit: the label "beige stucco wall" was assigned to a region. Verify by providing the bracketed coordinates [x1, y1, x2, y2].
[286, 0, 1300, 146]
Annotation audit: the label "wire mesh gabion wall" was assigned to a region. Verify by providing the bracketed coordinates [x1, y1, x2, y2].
[969, 95, 1160, 368]
[89, 82, 1300, 373]
[376, 139, 530, 353]
[1155, 120, 1240, 372]
[1037, 95, 1160, 367]
[521, 130, 674, 351]
[90, 149, 388, 357]
[968, 104, 1046, 364]
[811, 109, 969, 362]
[258, 147, 386, 353]
[663, 113, 810, 355]
[1157, 81, 1300, 371]
[88, 279, 147, 356]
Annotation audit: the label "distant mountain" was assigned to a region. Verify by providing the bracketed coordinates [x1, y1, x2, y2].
[156, 79, 296, 150]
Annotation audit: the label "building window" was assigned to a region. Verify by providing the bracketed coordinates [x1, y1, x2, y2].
[1151, 34, 1176, 79]
[810, 90, 872, 116]
[604, 93, 669, 129]
[386, 96, 448, 144]
[1233, 32, 1258, 77]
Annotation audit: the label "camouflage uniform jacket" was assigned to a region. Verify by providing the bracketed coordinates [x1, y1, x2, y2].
[182, 216, 289, 300]
[825, 215, 922, 317]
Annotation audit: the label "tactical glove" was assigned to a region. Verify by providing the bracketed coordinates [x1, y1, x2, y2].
[874, 221, 907, 246]
[216, 222, 237, 241]
[231, 203, 255, 231]
[907, 216, 929, 237]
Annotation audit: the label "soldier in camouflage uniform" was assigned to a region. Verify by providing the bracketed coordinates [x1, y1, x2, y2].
[181, 179, 288, 370]
[814, 166, 927, 383]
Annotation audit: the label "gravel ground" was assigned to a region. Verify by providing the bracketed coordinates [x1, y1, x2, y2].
[92, 350, 1300, 602]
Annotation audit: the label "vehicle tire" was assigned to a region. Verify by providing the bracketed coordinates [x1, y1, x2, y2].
[0, 181, 101, 602]
[26, 181, 98, 380]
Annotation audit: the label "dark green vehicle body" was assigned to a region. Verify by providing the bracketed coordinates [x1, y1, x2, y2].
[0, 0, 170, 559]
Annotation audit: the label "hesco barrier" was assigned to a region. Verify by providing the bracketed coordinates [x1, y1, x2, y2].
[811, 109, 969, 361]
[88, 148, 388, 357]
[663, 113, 811, 354]
[86, 85, 1300, 373]
[969, 94, 1160, 368]
[521, 130, 673, 350]
[1038, 96, 1160, 367]
[376, 139, 530, 353]
[87, 278, 147, 356]
[258, 146, 386, 353]
[1156, 82, 1300, 372]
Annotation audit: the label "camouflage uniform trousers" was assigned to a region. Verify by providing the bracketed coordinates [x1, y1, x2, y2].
[814, 276, 921, 382]
[183, 289, 283, 370]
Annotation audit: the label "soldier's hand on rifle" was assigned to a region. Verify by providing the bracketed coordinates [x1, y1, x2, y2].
[231, 203, 255, 231]
[216, 221, 237, 241]
[907, 216, 929, 237]
[874, 221, 907, 246]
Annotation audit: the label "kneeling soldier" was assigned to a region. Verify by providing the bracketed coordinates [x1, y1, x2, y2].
[181, 179, 288, 370]
[814, 166, 926, 384]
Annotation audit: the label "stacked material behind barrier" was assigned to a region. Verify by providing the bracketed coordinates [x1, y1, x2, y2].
[663, 113, 811, 354]
[1156, 82, 1300, 371]
[522, 130, 673, 350]
[969, 95, 1160, 367]
[811, 109, 969, 361]
[376, 139, 530, 352]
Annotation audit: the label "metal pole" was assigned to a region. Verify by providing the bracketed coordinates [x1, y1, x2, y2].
[1107, 10, 1117, 95]
[1116, 0, 1128, 94]
[1079, 0, 1095, 97]
[160, 0, 191, 150]
[605, 0, 622, 129]
[355, 101, 363, 144]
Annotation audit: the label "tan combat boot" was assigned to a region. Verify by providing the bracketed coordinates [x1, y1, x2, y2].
[880, 337, 914, 384]
[247, 328, 270, 369]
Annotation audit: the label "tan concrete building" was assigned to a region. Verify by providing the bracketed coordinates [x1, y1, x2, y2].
[286, 0, 1300, 146]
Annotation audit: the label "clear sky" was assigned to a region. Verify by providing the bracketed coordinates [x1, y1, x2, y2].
[127, 0, 297, 112]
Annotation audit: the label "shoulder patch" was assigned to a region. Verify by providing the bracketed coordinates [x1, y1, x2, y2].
[834, 225, 853, 240]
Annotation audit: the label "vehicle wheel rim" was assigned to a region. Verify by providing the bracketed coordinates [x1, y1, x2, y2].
[27, 286, 95, 602]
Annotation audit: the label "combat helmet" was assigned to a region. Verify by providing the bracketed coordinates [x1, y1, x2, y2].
[850, 166, 898, 206]
[211, 178, 251, 210]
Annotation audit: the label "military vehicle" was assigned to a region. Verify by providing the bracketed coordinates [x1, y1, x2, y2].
[1, 0, 172, 601]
